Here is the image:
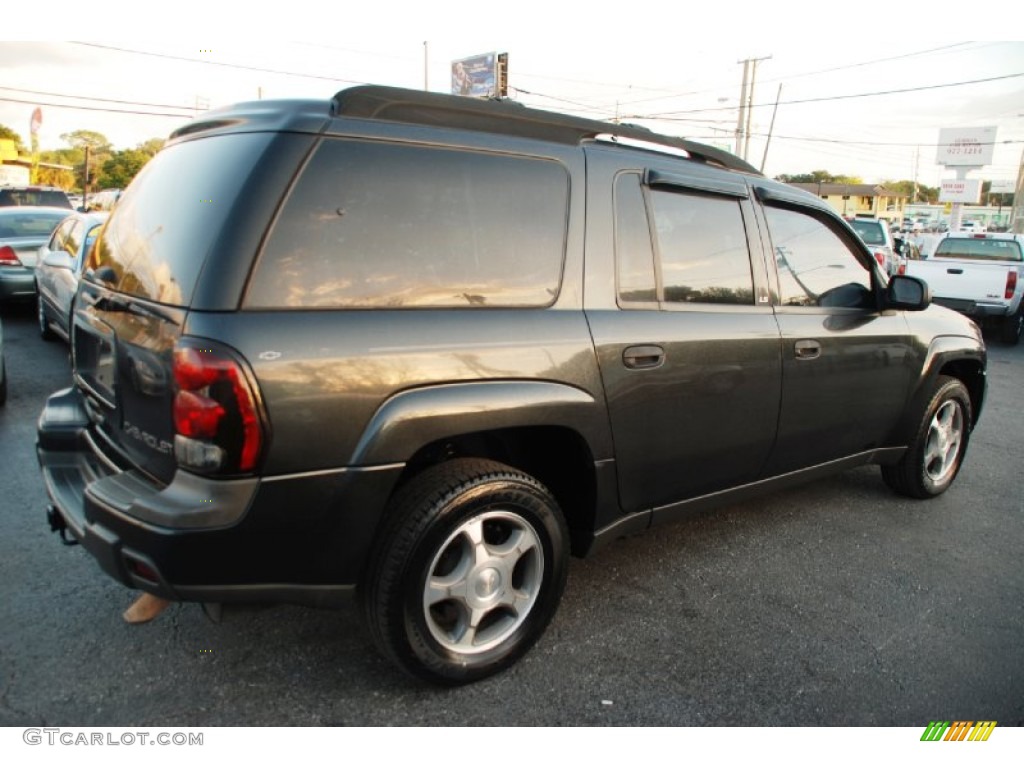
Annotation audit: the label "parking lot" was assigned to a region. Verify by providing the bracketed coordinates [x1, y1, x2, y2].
[1, 302, 1022, 726]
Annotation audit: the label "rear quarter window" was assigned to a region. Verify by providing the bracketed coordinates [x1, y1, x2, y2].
[245, 139, 568, 308]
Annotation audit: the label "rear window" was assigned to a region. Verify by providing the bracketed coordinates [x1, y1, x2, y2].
[849, 219, 886, 246]
[245, 139, 568, 308]
[86, 132, 273, 307]
[934, 237, 1022, 262]
[0, 188, 71, 208]
[0, 210, 67, 238]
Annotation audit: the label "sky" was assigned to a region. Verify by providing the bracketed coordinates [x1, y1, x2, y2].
[2, 4, 1023, 189]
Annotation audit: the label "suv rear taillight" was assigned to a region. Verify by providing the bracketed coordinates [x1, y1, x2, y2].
[0, 245, 21, 266]
[172, 344, 264, 475]
[874, 251, 885, 266]
[1007, 270, 1018, 300]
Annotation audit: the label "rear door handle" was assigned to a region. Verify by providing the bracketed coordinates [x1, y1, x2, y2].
[623, 344, 665, 370]
[794, 339, 821, 360]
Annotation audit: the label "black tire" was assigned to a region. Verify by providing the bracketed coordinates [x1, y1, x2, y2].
[361, 458, 569, 685]
[1000, 304, 1023, 346]
[881, 376, 972, 498]
[37, 294, 55, 341]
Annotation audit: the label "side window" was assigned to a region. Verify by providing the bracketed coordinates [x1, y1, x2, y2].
[614, 174, 656, 304]
[613, 175, 754, 307]
[764, 205, 873, 309]
[48, 219, 73, 253]
[650, 188, 754, 305]
[64, 220, 85, 261]
[246, 140, 568, 308]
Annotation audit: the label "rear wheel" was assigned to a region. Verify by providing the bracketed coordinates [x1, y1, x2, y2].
[37, 294, 55, 341]
[1000, 304, 1023, 346]
[882, 376, 972, 498]
[362, 458, 569, 685]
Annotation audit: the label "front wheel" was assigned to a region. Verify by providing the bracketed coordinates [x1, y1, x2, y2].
[361, 458, 569, 685]
[881, 376, 972, 498]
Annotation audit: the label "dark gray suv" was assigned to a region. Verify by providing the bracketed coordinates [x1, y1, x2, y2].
[37, 86, 986, 684]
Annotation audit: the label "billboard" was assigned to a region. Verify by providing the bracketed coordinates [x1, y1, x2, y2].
[989, 179, 1016, 194]
[935, 127, 997, 166]
[451, 52, 508, 98]
[938, 179, 982, 203]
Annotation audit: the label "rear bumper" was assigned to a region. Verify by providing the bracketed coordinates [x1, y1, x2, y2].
[37, 387, 403, 606]
[933, 297, 1011, 319]
[0, 268, 36, 301]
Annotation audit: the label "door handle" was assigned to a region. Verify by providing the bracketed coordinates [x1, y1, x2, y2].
[794, 339, 821, 360]
[623, 344, 665, 370]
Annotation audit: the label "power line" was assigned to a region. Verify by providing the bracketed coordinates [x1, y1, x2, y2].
[0, 95, 190, 119]
[0, 85, 192, 113]
[628, 72, 1024, 118]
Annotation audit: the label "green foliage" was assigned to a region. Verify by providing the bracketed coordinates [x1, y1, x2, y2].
[60, 129, 112, 152]
[775, 170, 862, 184]
[34, 166, 76, 189]
[0, 123, 26, 152]
[882, 180, 940, 204]
[98, 148, 151, 189]
[136, 138, 165, 157]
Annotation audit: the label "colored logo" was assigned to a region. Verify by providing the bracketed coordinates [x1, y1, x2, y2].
[920, 721, 996, 742]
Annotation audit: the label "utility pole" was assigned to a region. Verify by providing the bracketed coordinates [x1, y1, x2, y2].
[423, 41, 429, 91]
[736, 55, 771, 161]
[734, 59, 750, 157]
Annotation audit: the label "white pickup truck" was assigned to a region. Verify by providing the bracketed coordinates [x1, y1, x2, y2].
[903, 232, 1024, 345]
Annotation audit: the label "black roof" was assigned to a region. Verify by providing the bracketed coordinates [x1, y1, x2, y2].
[331, 85, 761, 175]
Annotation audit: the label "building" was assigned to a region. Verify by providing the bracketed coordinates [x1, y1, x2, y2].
[788, 182, 906, 222]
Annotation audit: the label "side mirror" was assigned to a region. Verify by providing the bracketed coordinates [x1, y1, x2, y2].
[42, 251, 75, 270]
[887, 275, 931, 311]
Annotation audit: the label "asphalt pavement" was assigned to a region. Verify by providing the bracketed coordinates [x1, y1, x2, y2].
[1, 302, 1021, 726]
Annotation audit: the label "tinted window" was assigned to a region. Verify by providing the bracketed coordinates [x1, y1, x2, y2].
[765, 206, 872, 308]
[849, 219, 886, 246]
[246, 140, 568, 308]
[0, 189, 71, 208]
[614, 174, 656, 303]
[87, 132, 273, 307]
[0, 209, 67, 237]
[934, 237, 1022, 262]
[650, 188, 753, 305]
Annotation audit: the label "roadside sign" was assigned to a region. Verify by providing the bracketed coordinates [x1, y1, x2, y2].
[939, 179, 982, 203]
[936, 127, 997, 167]
[989, 179, 1016, 194]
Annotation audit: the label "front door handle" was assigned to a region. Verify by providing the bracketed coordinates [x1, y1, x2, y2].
[794, 339, 821, 360]
[623, 344, 665, 370]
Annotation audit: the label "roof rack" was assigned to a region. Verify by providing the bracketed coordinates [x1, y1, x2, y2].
[331, 85, 761, 176]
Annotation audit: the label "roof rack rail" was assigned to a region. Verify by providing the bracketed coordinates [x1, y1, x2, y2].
[331, 85, 761, 176]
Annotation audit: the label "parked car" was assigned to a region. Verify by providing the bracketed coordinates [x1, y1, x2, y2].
[0, 186, 72, 209]
[37, 85, 987, 685]
[0, 207, 73, 304]
[959, 220, 987, 234]
[904, 233, 1024, 345]
[35, 211, 109, 341]
[847, 216, 897, 275]
[84, 188, 122, 212]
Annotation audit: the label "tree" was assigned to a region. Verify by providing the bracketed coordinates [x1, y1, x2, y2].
[775, 170, 862, 184]
[882, 180, 940, 204]
[98, 148, 151, 189]
[0, 124, 26, 153]
[59, 129, 112, 193]
[136, 137, 165, 157]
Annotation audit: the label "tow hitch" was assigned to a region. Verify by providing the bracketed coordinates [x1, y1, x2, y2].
[46, 505, 79, 546]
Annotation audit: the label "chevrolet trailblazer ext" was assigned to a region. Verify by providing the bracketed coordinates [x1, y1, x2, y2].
[38, 86, 986, 684]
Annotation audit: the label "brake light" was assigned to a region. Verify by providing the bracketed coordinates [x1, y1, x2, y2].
[898, 264, 906, 276]
[172, 345, 263, 474]
[1007, 270, 1018, 301]
[874, 251, 885, 266]
[0, 245, 21, 266]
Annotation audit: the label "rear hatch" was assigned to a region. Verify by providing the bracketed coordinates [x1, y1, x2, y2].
[73, 131, 277, 484]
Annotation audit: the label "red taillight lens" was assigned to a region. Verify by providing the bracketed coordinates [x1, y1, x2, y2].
[874, 251, 885, 266]
[172, 345, 263, 473]
[1007, 270, 1018, 301]
[898, 264, 906, 275]
[0, 245, 21, 266]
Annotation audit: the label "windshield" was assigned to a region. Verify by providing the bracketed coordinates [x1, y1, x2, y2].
[0, 189, 71, 208]
[849, 220, 886, 246]
[934, 237, 1022, 262]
